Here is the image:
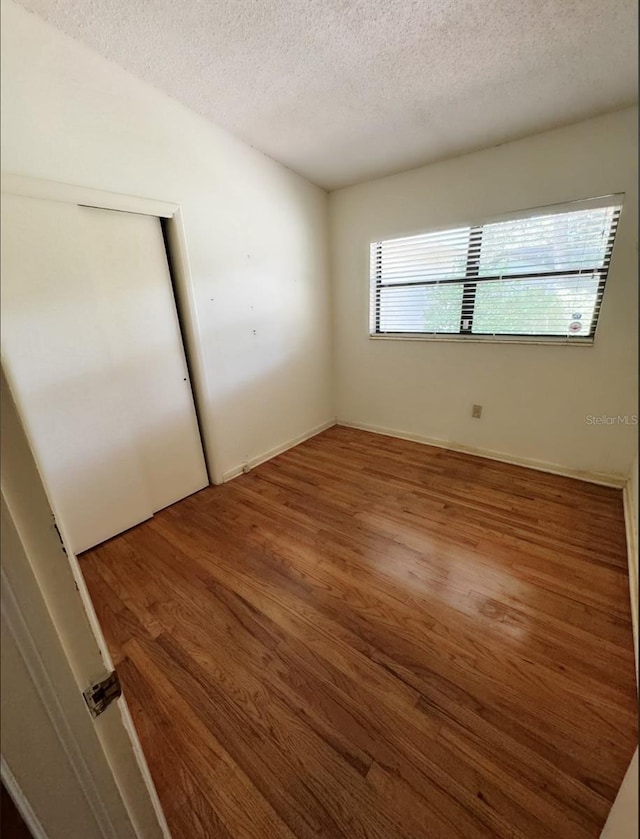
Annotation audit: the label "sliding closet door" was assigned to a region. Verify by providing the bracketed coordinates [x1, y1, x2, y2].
[80, 206, 207, 514]
[0, 195, 153, 552]
[1, 194, 208, 554]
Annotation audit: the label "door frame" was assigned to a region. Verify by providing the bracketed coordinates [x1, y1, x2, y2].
[2, 552, 120, 838]
[0, 172, 216, 838]
[1, 367, 169, 838]
[0, 171, 217, 485]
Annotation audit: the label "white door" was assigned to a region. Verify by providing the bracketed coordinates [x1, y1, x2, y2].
[1, 366, 169, 839]
[0, 194, 207, 553]
[80, 206, 207, 515]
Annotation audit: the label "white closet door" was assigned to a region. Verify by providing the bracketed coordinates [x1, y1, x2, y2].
[1, 195, 153, 552]
[80, 206, 207, 514]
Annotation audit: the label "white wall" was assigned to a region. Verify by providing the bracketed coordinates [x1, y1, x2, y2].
[2, 1, 637, 488]
[1, 0, 334, 484]
[600, 749, 638, 839]
[330, 108, 638, 482]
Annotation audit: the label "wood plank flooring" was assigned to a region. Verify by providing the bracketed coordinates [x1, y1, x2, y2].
[81, 426, 638, 838]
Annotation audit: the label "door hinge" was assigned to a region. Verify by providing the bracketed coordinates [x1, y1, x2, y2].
[83, 670, 122, 718]
[52, 516, 67, 555]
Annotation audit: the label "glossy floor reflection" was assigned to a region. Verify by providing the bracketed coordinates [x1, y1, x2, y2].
[82, 425, 637, 839]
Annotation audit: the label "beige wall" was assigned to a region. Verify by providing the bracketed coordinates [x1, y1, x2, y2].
[1, 0, 334, 484]
[330, 108, 638, 481]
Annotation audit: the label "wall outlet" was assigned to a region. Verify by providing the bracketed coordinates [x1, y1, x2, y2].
[472, 404, 482, 419]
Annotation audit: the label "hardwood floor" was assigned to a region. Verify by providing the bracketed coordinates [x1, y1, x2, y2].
[81, 426, 637, 838]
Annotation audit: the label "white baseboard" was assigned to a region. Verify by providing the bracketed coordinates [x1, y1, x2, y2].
[336, 419, 626, 488]
[218, 415, 637, 682]
[623, 480, 639, 685]
[221, 418, 337, 482]
[118, 697, 173, 839]
[1, 757, 48, 839]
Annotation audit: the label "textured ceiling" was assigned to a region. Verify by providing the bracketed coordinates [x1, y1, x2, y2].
[14, 0, 639, 189]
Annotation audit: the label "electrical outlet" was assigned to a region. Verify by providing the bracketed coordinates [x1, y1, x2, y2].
[472, 404, 482, 419]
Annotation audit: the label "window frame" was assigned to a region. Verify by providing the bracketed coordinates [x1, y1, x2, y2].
[369, 194, 624, 346]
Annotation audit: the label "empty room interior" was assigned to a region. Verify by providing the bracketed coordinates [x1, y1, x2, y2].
[1, 1, 638, 837]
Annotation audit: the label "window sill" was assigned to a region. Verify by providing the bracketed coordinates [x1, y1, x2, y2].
[369, 334, 594, 346]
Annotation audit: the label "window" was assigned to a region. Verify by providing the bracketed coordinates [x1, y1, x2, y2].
[370, 196, 622, 342]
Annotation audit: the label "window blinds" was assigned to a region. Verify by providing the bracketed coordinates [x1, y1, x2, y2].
[370, 196, 622, 340]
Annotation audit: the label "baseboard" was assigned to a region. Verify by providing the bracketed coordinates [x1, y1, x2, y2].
[221, 418, 337, 482]
[336, 419, 626, 488]
[1, 757, 48, 839]
[623, 480, 639, 685]
[118, 696, 173, 839]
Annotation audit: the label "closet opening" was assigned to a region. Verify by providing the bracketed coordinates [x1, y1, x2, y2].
[160, 215, 212, 487]
[2, 188, 211, 556]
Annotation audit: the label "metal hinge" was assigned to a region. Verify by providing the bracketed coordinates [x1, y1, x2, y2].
[83, 671, 122, 718]
[52, 515, 67, 555]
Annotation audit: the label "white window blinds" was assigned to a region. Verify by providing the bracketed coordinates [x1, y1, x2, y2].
[370, 196, 622, 341]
